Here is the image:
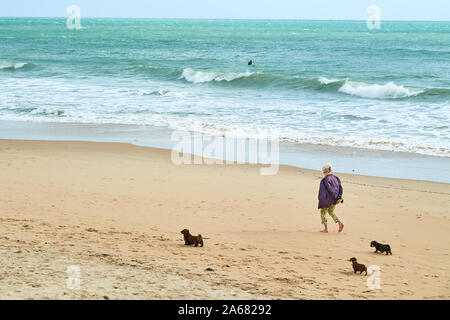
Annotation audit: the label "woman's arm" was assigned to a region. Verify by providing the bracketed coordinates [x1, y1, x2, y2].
[324, 176, 338, 199]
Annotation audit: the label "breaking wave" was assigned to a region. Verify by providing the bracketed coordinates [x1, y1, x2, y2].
[177, 69, 443, 100]
[0, 60, 32, 70]
[338, 81, 424, 99]
[180, 68, 253, 83]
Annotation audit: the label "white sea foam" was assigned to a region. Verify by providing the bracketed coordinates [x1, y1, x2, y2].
[318, 77, 341, 85]
[0, 60, 29, 70]
[138, 89, 169, 96]
[0, 77, 448, 157]
[180, 68, 253, 83]
[338, 81, 423, 99]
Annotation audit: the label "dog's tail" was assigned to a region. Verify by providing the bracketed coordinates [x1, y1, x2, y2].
[198, 234, 204, 246]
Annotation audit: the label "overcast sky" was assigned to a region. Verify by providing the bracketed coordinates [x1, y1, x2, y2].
[1, 0, 449, 21]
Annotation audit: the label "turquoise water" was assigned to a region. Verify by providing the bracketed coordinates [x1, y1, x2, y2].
[1, 18, 449, 156]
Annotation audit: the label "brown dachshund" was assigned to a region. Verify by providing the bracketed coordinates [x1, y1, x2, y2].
[181, 229, 203, 247]
[348, 257, 367, 275]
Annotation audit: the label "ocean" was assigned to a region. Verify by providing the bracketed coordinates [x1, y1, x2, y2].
[1, 18, 449, 180]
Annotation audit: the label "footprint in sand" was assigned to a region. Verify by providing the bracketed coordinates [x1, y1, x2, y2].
[293, 256, 307, 261]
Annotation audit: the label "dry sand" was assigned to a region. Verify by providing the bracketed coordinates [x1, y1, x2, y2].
[0, 139, 449, 300]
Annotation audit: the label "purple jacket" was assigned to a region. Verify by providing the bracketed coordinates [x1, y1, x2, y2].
[318, 174, 343, 209]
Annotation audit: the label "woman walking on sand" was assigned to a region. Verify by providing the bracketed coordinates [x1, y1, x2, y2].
[318, 163, 344, 233]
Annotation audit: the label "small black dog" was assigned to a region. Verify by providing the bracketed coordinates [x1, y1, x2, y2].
[370, 241, 392, 255]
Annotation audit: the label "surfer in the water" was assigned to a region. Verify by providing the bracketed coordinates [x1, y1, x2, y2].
[248, 59, 253, 65]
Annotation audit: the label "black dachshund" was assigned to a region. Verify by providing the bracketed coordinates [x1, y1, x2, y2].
[370, 241, 392, 255]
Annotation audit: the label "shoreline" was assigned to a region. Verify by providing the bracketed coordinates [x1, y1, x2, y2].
[2, 137, 450, 186]
[1, 120, 449, 183]
[0, 139, 449, 299]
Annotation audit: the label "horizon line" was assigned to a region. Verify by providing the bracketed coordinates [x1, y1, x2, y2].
[1, 16, 449, 22]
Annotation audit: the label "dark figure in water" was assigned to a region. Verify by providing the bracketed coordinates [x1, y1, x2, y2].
[248, 60, 253, 65]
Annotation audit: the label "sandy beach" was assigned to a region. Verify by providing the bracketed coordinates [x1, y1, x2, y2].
[0, 139, 449, 300]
